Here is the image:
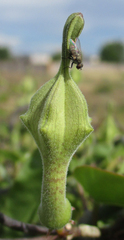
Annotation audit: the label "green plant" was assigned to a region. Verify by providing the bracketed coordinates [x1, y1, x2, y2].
[100, 41, 124, 63]
[20, 12, 93, 229]
[52, 52, 61, 61]
[0, 47, 11, 60]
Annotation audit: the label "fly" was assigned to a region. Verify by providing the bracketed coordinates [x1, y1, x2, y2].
[68, 38, 83, 70]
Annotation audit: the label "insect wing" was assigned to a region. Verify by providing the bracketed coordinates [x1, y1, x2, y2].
[75, 38, 83, 60]
[69, 39, 77, 51]
[75, 38, 81, 52]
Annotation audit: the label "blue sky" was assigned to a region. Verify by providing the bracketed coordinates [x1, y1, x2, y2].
[0, 0, 124, 56]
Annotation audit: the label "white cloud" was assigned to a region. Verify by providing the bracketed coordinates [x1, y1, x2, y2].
[30, 42, 61, 54]
[0, 34, 21, 48]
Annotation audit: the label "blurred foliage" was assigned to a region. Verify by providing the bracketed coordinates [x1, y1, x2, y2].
[0, 65, 124, 238]
[52, 52, 61, 61]
[0, 47, 11, 60]
[100, 42, 124, 63]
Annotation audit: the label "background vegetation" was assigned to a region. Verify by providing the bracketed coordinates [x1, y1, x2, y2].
[100, 42, 124, 63]
[0, 47, 11, 61]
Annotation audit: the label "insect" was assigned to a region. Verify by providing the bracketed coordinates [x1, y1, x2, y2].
[68, 38, 83, 70]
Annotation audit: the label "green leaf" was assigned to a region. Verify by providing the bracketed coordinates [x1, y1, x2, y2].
[0, 149, 42, 223]
[0, 149, 21, 162]
[97, 109, 120, 144]
[74, 165, 124, 206]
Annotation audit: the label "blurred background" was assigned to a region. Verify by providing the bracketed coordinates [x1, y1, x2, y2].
[0, 0, 124, 238]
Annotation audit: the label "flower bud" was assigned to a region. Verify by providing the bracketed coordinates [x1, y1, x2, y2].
[20, 12, 93, 229]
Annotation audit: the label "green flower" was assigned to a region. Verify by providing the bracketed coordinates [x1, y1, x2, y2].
[20, 12, 93, 229]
